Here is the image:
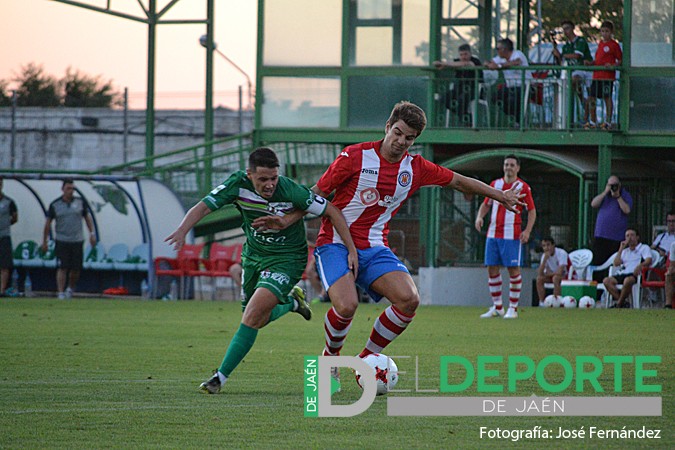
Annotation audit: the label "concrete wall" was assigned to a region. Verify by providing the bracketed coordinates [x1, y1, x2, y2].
[0, 107, 253, 171]
[418, 266, 538, 307]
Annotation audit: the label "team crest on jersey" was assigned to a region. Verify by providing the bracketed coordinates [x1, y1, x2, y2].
[398, 171, 412, 187]
[360, 187, 380, 206]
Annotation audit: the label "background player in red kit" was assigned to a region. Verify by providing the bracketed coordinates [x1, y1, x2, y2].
[255, 101, 525, 387]
[475, 154, 536, 319]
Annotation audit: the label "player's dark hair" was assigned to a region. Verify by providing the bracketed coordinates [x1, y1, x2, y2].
[600, 20, 614, 31]
[248, 147, 280, 171]
[458, 43, 471, 53]
[561, 20, 574, 28]
[498, 38, 514, 52]
[504, 153, 521, 165]
[387, 101, 427, 136]
[626, 227, 639, 237]
[62, 177, 74, 188]
[541, 236, 555, 245]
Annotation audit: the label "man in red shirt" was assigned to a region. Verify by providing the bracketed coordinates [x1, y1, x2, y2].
[475, 155, 536, 319]
[255, 101, 526, 389]
[586, 20, 623, 130]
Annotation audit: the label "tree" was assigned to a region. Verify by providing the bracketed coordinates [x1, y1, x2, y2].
[0, 80, 11, 107]
[62, 68, 121, 108]
[534, 0, 624, 42]
[14, 63, 61, 107]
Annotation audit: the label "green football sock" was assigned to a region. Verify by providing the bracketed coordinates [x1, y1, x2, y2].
[218, 323, 259, 377]
[267, 301, 294, 324]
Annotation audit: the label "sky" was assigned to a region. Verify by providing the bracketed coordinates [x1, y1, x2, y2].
[0, 0, 258, 110]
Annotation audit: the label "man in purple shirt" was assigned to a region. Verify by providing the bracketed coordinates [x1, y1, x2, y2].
[591, 175, 632, 268]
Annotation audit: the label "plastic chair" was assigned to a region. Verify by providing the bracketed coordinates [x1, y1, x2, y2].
[595, 250, 658, 308]
[189, 243, 243, 300]
[13, 240, 40, 268]
[153, 243, 204, 300]
[108, 243, 130, 269]
[40, 240, 57, 268]
[640, 250, 665, 308]
[84, 243, 107, 270]
[567, 249, 594, 280]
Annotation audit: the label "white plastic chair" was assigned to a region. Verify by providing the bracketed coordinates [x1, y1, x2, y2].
[108, 243, 131, 270]
[595, 250, 658, 308]
[567, 249, 594, 280]
[83, 243, 107, 270]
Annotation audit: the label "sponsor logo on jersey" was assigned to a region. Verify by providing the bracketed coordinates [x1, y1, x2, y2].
[360, 187, 380, 207]
[398, 171, 412, 187]
[377, 195, 399, 208]
[340, 151, 349, 157]
[361, 168, 378, 175]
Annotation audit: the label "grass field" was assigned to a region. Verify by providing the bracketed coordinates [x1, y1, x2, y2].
[1, 297, 672, 449]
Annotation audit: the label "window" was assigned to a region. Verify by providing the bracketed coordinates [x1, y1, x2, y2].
[261, 77, 340, 127]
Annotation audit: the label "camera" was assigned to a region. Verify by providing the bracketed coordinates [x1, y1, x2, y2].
[610, 184, 619, 192]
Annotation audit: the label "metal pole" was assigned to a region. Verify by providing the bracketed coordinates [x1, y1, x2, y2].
[123, 87, 129, 166]
[204, 0, 214, 193]
[10, 90, 17, 170]
[146, 0, 156, 173]
[238, 85, 243, 134]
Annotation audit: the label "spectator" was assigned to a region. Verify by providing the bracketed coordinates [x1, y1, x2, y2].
[0, 177, 18, 296]
[433, 43, 484, 124]
[591, 175, 632, 268]
[651, 211, 675, 266]
[42, 178, 96, 299]
[551, 20, 593, 125]
[665, 241, 674, 309]
[536, 236, 568, 306]
[602, 228, 652, 308]
[475, 154, 537, 319]
[586, 20, 622, 130]
[485, 38, 532, 125]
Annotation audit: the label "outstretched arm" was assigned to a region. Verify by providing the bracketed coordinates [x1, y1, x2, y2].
[449, 173, 525, 213]
[165, 201, 211, 251]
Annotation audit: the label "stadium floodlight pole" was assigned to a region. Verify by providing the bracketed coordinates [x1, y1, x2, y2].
[201, 0, 215, 195]
[199, 35, 253, 110]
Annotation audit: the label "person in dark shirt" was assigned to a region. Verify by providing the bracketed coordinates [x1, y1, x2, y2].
[433, 43, 484, 124]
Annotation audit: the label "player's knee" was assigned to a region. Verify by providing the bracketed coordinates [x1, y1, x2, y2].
[394, 290, 419, 314]
[333, 299, 358, 318]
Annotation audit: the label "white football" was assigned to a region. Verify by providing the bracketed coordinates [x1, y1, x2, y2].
[578, 296, 595, 309]
[544, 294, 561, 308]
[355, 353, 399, 396]
[562, 296, 577, 308]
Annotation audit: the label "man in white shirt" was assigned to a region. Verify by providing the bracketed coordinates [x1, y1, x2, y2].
[603, 228, 652, 308]
[536, 236, 568, 306]
[651, 211, 675, 266]
[485, 38, 532, 125]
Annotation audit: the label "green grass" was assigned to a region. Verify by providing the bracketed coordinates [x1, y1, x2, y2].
[1, 298, 672, 449]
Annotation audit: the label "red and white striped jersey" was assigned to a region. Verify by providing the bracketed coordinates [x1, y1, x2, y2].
[483, 177, 535, 240]
[316, 140, 454, 249]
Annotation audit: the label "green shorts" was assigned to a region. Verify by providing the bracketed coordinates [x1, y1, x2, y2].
[240, 252, 306, 310]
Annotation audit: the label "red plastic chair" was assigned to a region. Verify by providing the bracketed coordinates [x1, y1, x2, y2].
[188, 243, 243, 299]
[153, 243, 204, 299]
[640, 256, 670, 307]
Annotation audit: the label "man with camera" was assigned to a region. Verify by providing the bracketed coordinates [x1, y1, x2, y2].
[591, 175, 633, 269]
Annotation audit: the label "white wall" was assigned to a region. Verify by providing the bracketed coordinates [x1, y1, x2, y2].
[418, 267, 538, 307]
[0, 108, 253, 171]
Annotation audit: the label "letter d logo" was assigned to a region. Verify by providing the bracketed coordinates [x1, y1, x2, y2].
[318, 356, 377, 417]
